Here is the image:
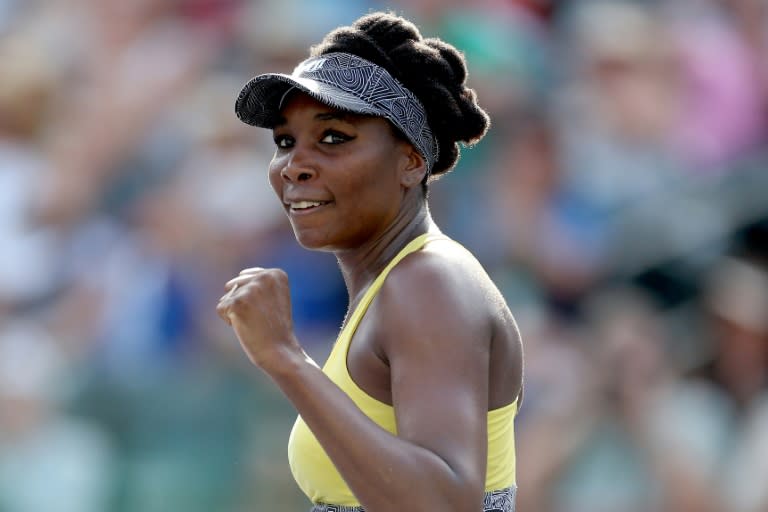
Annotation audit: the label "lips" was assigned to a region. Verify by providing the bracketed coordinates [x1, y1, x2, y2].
[284, 199, 333, 213]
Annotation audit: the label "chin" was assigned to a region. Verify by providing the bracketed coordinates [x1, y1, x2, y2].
[291, 228, 336, 252]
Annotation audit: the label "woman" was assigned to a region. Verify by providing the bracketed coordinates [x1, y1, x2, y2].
[217, 12, 523, 512]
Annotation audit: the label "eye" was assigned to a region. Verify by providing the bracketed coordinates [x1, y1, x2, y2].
[320, 130, 352, 144]
[274, 134, 294, 149]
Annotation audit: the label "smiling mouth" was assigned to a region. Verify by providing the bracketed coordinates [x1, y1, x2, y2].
[287, 200, 332, 212]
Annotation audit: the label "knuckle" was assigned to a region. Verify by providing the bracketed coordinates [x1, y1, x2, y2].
[215, 304, 230, 321]
[269, 268, 289, 284]
[230, 293, 246, 307]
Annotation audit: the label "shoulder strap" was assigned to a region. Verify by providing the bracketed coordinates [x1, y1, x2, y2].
[343, 232, 446, 335]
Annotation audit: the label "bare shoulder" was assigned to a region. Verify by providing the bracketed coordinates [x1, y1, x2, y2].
[369, 237, 523, 407]
[373, 237, 512, 348]
[396, 237, 507, 307]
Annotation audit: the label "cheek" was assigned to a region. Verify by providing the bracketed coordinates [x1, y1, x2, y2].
[341, 169, 401, 222]
[267, 160, 282, 196]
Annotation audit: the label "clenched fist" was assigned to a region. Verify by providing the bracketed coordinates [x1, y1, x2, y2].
[217, 267, 305, 372]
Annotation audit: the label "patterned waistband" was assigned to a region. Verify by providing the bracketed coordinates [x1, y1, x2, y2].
[309, 485, 516, 512]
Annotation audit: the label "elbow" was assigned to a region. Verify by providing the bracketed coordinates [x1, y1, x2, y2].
[429, 456, 485, 512]
[365, 475, 482, 512]
[361, 452, 485, 511]
[420, 475, 486, 512]
[443, 459, 486, 511]
[451, 482, 486, 512]
[368, 487, 484, 512]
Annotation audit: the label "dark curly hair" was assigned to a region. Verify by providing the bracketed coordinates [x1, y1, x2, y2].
[310, 11, 490, 180]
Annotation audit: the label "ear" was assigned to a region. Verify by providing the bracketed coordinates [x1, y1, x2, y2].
[399, 144, 427, 189]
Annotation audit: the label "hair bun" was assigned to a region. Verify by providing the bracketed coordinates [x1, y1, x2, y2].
[312, 11, 490, 179]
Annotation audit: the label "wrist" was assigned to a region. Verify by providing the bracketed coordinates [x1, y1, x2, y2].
[260, 343, 316, 381]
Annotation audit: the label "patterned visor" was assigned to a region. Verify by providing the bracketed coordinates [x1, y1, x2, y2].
[235, 52, 438, 172]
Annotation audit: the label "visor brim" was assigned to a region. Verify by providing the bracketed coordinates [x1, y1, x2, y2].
[235, 73, 379, 128]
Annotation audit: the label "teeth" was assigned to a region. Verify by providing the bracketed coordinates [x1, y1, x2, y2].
[291, 200, 325, 210]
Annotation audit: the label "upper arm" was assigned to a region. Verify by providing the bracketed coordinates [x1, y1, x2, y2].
[371, 251, 492, 490]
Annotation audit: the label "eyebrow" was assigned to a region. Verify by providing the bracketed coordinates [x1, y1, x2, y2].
[316, 111, 352, 121]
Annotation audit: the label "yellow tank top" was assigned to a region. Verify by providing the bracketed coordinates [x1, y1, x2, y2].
[287, 233, 517, 506]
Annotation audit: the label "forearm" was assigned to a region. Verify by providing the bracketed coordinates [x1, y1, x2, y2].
[267, 352, 482, 511]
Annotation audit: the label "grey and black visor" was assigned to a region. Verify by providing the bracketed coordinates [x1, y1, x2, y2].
[235, 52, 439, 173]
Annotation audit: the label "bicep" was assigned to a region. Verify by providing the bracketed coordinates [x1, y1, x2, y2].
[378, 275, 491, 485]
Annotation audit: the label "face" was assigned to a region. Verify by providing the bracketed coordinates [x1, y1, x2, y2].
[268, 92, 424, 250]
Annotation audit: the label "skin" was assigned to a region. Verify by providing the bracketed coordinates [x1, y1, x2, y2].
[217, 92, 523, 511]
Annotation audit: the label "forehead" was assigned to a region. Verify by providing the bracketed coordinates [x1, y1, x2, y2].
[275, 91, 380, 127]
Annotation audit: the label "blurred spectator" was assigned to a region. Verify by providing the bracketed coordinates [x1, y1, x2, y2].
[516, 286, 703, 512]
[0, 34, 60, 305]
[0, 319, 115, 512]
[556, 1, 685, 211]
[666, 0, 767, 172]
[668, 257, 768, 512]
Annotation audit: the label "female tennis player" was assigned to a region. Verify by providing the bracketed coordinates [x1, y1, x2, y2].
[217, 11, 523, 512]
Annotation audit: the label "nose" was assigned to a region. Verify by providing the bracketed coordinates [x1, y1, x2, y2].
[279, 146, 317, 183]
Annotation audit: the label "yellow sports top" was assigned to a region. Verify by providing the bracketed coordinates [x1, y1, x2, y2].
[287, 233, 518, 506]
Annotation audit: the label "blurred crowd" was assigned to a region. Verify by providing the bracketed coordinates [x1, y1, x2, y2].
[1, 0, 767, 511]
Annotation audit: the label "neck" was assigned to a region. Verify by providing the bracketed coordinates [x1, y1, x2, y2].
[335, 203, 438, 306]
